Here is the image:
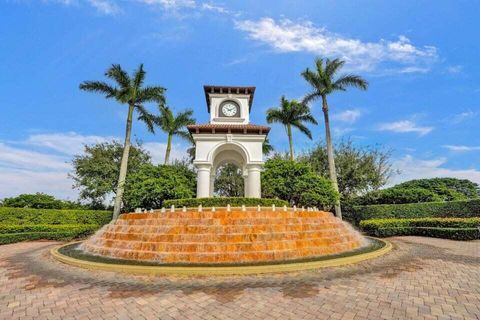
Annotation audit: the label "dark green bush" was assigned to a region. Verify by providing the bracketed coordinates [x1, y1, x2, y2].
[261, 159, 338, 208]
[0, 224, 99, 245]
[1, 193, 85, 209]
[163, 197, 288, 208]
[123, 164, 196, 210]
[0, 207, 112, 225]
[345, 198, 480, 225]
[360, 218, 480, 240]
[354, 187, 443, 205]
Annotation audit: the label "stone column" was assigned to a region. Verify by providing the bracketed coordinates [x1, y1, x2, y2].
[246, 165, 262, 198]
[243, 172, 249, 197]
[196, 164, 211, 198]
[209, 172, 215, 197]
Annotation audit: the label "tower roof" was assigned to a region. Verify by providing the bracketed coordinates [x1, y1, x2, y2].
[203, 85, 256, 112]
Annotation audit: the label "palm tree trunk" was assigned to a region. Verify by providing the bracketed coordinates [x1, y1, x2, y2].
[287, 124, 294, 161]
[164, 132, 172, 164]
[112, 104, 134, 220]
[322, 96, 342, 219]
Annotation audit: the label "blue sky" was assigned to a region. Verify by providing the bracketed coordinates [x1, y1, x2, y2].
[1, 0, 479, 199]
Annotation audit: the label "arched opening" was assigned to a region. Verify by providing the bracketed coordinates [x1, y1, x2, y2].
[213, 163, 244, 197]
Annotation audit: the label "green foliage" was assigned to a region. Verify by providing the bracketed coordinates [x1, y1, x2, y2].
[71, 141, 151, 205]
[345, 199, 480, 225]
[394, 178, 479, 201]
[163, 197, 288, 208]
[355, 178, 480, 206]
[0, 207, 112, 225]
[0, 224, 99, 245]
[354, 187, 443, 205]
[123, 163, 196, 210]
[360, 218, 480, 240]
[261, 159, 338, 209]
[1, 193, 85, 210]
[214, 163, 244, 197]
[299, 140, 394, 199]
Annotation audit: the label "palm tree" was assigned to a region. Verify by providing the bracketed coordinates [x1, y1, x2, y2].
[262, 137, 274, 156]
[146, 105, 195, 164]
[80, 64, 165, 220]
[301, 58, 368, 219]
[266, 96, 317, 161]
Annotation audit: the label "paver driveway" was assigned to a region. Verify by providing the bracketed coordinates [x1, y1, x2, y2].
[0, 237, 479, 320]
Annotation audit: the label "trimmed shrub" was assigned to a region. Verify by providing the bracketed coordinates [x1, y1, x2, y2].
[354, 187, 443, 205]
[0, 224, 100, 245]
[163, 197, 288, 208]
[261, 159, 338, 208]
[345, 198, 480, 225]
[0, 207, 112, 225]
[1, 193, 86, 210]
[360, 218, 480, 240]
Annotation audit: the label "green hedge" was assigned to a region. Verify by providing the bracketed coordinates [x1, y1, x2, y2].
[163, 197, 289, 208]
[0, 224, 100, 245]
[360, 218, 480, 240]
[0, 207, 112, 225]
[345, 198, 480, 225]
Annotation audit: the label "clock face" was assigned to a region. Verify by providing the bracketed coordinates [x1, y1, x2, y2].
[220, 101, 239, 117]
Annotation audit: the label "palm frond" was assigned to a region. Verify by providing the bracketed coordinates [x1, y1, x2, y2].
[136, 105, 156, 133]
[291, 121, 313, 140]
[137, 86, 166, 104]
[175, 130, 192, 142]
[325, 58, 345, 78]
[132, 64, 146, 89]
[302, 90, 321, 105]
[333, 74, 369, 91]
[105, 64, 130, 89]
[79, 81, 117, 98]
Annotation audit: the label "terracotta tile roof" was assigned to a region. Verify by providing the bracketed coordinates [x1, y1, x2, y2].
[187, 123, 270, 134]
[203, 85, 256, 112]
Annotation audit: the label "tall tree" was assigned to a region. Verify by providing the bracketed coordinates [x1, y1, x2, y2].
[302, 58, 368, 219]
[79, 64, 165, 220]
[71, 141, 151, 207]
[145, 105, 195, 164]
[266, 96, 317, 160]
[262, 137, 274, 156]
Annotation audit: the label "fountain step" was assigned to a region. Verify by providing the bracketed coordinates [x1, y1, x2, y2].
[83, 241, 360, 263]
[115, 217, 335, 226]
[98, 229, 346, 242]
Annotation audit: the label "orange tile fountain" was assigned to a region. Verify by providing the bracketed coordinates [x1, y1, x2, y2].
[82, 207, 364, 264]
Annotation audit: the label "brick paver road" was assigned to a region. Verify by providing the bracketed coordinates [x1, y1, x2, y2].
[0, 237, 479, 320]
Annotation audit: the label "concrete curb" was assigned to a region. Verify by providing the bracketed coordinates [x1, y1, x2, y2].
[50, 239, 392, 276]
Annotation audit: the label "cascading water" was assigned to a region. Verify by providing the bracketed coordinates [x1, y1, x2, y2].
[81, 208, 364, 264]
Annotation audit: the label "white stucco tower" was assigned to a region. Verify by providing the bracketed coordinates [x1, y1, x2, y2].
[187, 85, 270, 198]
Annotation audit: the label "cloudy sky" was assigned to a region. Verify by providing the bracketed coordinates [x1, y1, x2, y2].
[1, 0, 479, 200]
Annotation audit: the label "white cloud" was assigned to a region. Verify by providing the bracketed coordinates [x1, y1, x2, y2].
[0, 143, 70, 171]
[390, 155, 480, 185]
[446, 65, 463, 74]
[87, 0, 121, 14]
[452, 111, 477, 124]
[25, 132, 117, 155]
[234, 18, 438, 72]
[332, 109, 362, 123]
[137, 0, 196, 9]
[143, 142, 188, 164]
[378, 120, 433, 136]
[443, 145, 480, 152]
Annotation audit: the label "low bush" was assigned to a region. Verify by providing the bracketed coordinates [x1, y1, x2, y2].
[360, 218, 480, 240]
[1, 193, 86, 210]
[163, 197, 289, 208]
[0, 224, 100, 245]
[345, 198, 480, 225]
[0, 207, 112, 225]
[354, 187, 443, 205]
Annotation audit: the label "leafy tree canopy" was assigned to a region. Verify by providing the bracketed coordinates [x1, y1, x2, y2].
[70, 141, 151, 206]
[261, 159, 338, 209]
[355, 178, 480, 205]
[1, 193, 85, 210]
[214, 163, 244, 197]
[298, 140, 394, 199]
[122, 162, 196, 210]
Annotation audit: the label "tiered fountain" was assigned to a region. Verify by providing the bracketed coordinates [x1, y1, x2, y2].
[81, 206, 364, 264]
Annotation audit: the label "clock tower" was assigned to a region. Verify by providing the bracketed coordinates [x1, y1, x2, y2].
[187, 85, 269, 198]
